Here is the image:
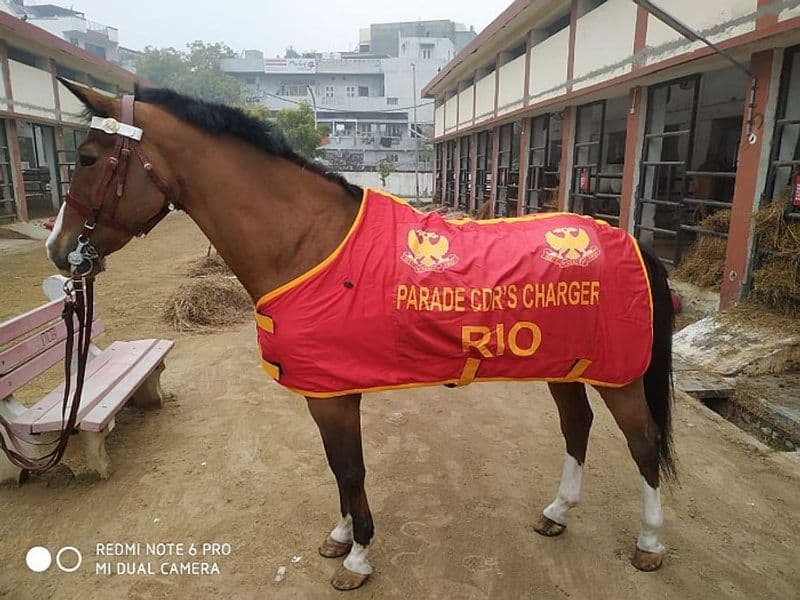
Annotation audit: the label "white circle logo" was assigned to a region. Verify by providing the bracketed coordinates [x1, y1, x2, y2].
[25, 546, 52, 572]
[56, 546, 82, 573]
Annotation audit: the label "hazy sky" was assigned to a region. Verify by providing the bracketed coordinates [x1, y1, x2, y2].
[47, 1, 509, 56]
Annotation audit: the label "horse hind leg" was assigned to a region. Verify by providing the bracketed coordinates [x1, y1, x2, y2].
[535, 382, 593, 537]
[306, 394, 374, 591]
[596, 379, 666, 572]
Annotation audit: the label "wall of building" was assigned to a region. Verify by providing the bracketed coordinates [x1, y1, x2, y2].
[340, 170, 433, 198]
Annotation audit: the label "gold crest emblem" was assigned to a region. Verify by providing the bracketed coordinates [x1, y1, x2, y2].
[401, 229, 459, 273]
[542, 227, 600, 268]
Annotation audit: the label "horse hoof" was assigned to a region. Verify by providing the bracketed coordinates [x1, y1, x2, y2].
[632, 547, 663, 571]
[319, 536, 352, 558]
[534, 514, 566, 537]
[330, 565, 369, 590]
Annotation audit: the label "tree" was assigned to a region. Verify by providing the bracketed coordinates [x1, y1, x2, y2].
[378, 156, 395, 187]
[136, 42, 241, 105]
[270, 102, 328, 160]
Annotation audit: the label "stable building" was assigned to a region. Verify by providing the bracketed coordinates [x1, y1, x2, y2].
[424, 0, 800, 308]
[0, 11, 135, 223]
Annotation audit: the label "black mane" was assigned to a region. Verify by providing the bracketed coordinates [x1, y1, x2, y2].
[132, 86, 359, 194]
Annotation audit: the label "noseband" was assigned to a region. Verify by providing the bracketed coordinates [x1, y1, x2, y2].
[64, 93, 176, 276]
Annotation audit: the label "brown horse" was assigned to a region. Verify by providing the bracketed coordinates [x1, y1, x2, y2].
[45, 83, 675, 591]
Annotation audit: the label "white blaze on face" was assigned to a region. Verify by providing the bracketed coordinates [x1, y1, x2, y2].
[45, 203, 66, 263]
[542, 453, 584, 525]
[343, 542, 372, 575]
[330, 514, 353, 544]
[637, 477, 665, 554]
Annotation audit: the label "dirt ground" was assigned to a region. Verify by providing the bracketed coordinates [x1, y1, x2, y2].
[1, 213, 799, 600]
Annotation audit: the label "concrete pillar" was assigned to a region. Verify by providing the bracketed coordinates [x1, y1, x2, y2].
[619, 87, 645, 231]
[720, 49, 779, 308]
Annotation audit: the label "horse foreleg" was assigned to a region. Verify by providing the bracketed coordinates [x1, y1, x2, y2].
[596, 380, 665, 571]
[535, 382, 593, 537]
[306, 393, 374, 591]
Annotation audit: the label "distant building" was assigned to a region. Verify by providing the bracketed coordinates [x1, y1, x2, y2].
[363, 20, 475, 57]
[0, 9, 136, 222]
[221, 20, 476, 173]
[0, 1, 120, 63]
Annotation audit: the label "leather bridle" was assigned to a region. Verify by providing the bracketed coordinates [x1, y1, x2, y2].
[65, 94, 177, 255]
[0, 94, 177, 474]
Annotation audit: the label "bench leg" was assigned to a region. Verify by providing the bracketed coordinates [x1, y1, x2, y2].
[80, 424, 112, 479]
[131, 362, 166, 410]
[0, 396, 59, 485]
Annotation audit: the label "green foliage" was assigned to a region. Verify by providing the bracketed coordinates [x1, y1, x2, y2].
[261, 102, 327, 160]
[378, 156, 395, 187]
[136, 42, 241, 105]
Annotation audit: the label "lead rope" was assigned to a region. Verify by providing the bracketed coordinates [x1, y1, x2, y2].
[0, 275, 94, 474]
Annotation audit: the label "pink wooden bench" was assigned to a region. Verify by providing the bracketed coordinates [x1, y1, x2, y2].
[0, 275, 173, 483]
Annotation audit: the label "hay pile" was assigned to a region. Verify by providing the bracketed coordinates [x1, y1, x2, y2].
[163, 253, 250, 332]
[186, 253, 233, 277]
[672, 209, 730, 287]
[750, 197, 800, 314]
[163, 276, 251, 332]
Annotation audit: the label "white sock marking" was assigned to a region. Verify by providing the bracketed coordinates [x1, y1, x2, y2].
[45, 203, 65, 263]
[342, 542, 372, 575]
[637, 477, 665, 554]
[329, 514, 353, 544]
[542, 454, 583, 526]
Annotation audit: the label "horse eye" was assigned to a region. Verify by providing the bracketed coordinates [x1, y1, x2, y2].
[79, 154, 97, 167]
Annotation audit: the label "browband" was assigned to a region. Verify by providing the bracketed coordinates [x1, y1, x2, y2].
[90, 116, 143, 141]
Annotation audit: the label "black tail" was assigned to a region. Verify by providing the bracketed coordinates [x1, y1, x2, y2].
[638, 243, 677, 481]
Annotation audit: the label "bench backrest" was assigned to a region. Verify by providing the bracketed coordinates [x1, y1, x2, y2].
[0, 295, 103, 399]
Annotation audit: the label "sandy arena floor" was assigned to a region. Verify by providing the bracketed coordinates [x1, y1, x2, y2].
[0, 213, 798, 599]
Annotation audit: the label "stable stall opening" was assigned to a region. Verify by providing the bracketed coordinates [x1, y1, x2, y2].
[458, 135, 472, 211]
[750, 44, 800, 308]
[434, 142, 443, 202]
[525, 113, 562, 214]
[496, 122, 521, 217]
[475, 130, 493, 212]
[0, 121, 15, 222]
[17, 121, 61, 219]
[569, 96, 628, 224]
[635, 67, 746, 268]
[58, 127, 86, 205]
[445, 139, 456, 207]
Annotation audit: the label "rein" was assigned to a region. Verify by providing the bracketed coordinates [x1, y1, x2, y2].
[0, 94, 174, 474]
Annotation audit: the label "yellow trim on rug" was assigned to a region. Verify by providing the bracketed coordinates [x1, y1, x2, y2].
[260, 359, 280, 380]
[254, 312, 274, 333]
[564, 359, 592, 381]
[457, 358, 481, 386]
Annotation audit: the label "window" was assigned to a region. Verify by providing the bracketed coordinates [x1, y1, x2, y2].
[279, 85, 308, 96]
[358, 86, 369, 97]
[496, 122, 521, 217]
[526, 113, 562, 214]
[636, 68, 746, 267]
[244, 77, 256, 85]
[421, 44, 434, 60]
[387, 97, 398, 105]
[386, 123, 403, 137]
[346, 86, 356, 97]
[325, 85, 334, 98]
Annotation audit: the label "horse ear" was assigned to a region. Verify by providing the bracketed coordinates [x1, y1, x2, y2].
[57, 77, 116, 117]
